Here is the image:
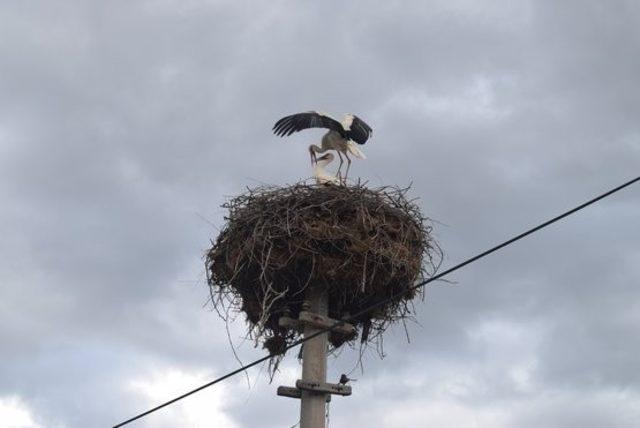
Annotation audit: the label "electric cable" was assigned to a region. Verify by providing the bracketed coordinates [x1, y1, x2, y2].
[113, 175, 639, 427]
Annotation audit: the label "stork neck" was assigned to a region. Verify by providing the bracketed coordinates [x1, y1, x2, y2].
[309, 144, 326, 154]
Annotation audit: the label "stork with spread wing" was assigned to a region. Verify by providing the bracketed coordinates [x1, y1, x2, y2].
[272, 111, 373, 181]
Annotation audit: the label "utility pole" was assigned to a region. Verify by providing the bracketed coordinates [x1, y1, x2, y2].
[277, 285, 354, 428]
[300, 285, 328, 427]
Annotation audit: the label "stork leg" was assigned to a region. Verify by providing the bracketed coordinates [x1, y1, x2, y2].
[344, 152, 352, 184]
[336, 151, 344, 181]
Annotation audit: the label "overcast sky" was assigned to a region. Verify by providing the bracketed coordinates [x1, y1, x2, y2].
[1, 1, 639, 427]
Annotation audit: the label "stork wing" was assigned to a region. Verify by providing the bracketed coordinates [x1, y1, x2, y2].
[272, 111, 343, 137]
[346, 141, 366, 159]
[346, 115, 373, 145]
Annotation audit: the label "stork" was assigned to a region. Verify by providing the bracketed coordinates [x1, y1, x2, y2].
[273, 111, 373, 181]
[312, 152, 340, 185]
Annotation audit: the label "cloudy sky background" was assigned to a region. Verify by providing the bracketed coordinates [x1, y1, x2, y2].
[1, 1, 639, 427]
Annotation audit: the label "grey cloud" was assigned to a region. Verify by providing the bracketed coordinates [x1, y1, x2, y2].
[1, 1, 639, 427]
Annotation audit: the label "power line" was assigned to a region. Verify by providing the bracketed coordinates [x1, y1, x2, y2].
[113, 175, 639, 428]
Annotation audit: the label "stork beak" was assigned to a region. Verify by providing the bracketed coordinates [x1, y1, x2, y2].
[309, 150, 317, 166]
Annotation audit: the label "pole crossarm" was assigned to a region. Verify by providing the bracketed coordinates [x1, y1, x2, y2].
[296, 380, 351, 396]
[279, 311, 356, 337]
[277, 386, 333, 402]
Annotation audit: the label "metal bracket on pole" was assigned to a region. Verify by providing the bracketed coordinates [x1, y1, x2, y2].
[277, 379, 351, 401]
[277, 386, 332, 402]
[278, 312, 356, 338]
[298, 311, 356, 337]
[296, 380, 351, 396]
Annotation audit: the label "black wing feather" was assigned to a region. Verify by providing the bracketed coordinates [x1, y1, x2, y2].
[273, 116, 294, 135]
[346, 115, 373, 145]
[272, 111, 343, 137]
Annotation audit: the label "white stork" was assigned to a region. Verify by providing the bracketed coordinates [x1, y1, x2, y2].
[272, 111, 373, 181]
[313, 153, 340, 185]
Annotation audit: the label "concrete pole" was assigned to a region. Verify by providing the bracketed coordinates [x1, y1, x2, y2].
[300, 285, 329, 428]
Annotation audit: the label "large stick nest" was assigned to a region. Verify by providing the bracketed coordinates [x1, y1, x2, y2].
[206, 182, 440, 367]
